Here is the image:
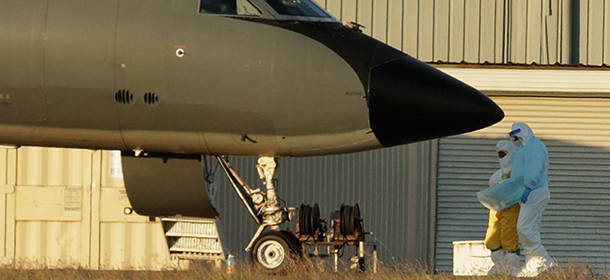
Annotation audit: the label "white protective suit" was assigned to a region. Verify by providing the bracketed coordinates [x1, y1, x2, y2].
[509, 123, 554, 277]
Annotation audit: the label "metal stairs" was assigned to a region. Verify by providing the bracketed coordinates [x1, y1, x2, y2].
[161, 216, 227, 268]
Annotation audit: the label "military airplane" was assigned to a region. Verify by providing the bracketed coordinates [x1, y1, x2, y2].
[1, 0, 503, 271]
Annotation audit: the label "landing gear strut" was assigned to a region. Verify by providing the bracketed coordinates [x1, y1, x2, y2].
[216, 156, 300, 270]
[216, 156, 376, 272]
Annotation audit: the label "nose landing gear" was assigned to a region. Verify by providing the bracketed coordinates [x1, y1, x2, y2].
[216, 156, 376, 272]
[217, 156, 299, 272]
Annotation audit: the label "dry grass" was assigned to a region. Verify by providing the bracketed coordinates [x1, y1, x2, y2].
[0, 259, 604, 280]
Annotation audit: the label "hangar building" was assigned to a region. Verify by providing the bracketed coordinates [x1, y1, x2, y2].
[1, 0, 610, 274]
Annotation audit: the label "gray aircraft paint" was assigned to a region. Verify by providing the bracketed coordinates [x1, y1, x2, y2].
[0, 0, 503, 218]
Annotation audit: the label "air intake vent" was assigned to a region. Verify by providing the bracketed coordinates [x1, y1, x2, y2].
[115, 89, 133, 105]
[143, 92, 159, 105]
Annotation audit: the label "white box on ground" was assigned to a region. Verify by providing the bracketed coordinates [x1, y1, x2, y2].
[453, 240, 493, 276]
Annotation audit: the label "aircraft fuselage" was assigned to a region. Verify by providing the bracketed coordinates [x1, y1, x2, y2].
[0, 0, 503, 157]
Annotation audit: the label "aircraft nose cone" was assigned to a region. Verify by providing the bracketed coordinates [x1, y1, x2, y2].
[369, 55, 504, 147]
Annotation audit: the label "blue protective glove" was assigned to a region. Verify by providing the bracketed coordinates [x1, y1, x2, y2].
[520, 188, 532, 203]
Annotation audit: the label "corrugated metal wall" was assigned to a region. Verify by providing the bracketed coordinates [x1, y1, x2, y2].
[214, 141, 437, 266]
[98, 151, 172, 270]
[3, 0, 609, 272]
[0, 147, 17, 266]
[0, 148, 171, 269]
[580, 0, 610, 65]
[438, 68, 610, 93]
[315, 0, 610, 66]
[12, 147, 92, 266]
[436, 97, 610, 272]
[1, 143, 439, 268]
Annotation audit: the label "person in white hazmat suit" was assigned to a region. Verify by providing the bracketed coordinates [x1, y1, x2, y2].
[509, 123, 555, 277]
[477, 122, 554, 277]
[484, 140, 520, 275]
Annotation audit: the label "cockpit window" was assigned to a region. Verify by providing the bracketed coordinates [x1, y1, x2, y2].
[199, 0, 262, 16]
[264, 0, 331, 17]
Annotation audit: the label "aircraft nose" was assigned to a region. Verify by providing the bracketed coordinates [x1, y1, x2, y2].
[368, 55, 504, 147]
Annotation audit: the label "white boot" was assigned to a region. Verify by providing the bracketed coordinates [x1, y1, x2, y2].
[487, 249, 505, 275]
[518, 247, 553, 277]
[518, 255, 544, 277]
[504, 252, 520, 276]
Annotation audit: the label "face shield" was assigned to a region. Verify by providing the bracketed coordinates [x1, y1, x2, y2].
[509, 123, 535, 146]
[509, 128, 523, 147]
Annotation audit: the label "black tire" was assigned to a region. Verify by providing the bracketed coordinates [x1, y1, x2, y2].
[251, 231, 300, 272]
[280, 230, 303, 254]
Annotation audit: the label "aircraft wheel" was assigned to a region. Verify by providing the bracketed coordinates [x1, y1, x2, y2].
[251, 231, 300, 272]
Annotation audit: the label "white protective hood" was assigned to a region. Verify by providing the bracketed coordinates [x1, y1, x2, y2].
[496, 140, 515, 174]
[510, 122, 535, 146]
